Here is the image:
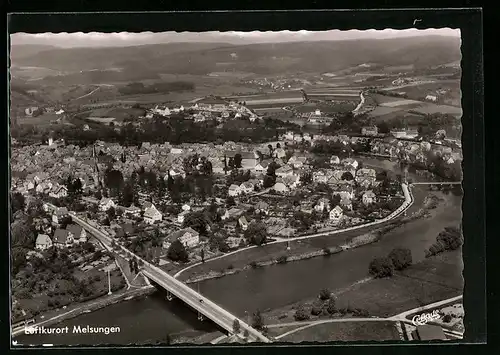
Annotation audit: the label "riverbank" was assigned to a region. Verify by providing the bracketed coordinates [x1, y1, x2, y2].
[179, 190, 439, 285]
[258, 246, 462, 331]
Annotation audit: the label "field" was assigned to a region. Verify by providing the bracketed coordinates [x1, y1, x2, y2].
[245, 98, 304, 106]
[369, 110, 426, 125]
[15, 113, 60, 126]
[409, 104, 462, 117]
[333, 249, 463, 317]
[294, 102, 357, 114]
[379, 99, 422, 108]
[278, 321, 400, 342]
[10, 66, 64, 80]
[89, 107, 146, 121]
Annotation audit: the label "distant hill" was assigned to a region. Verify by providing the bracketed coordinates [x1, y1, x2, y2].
[10, 44, 59, 62]
[10, 36, 461, 80]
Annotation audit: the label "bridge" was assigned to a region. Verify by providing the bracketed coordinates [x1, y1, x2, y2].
[44, 203, 271, 343]
[410, 181, 462, 186]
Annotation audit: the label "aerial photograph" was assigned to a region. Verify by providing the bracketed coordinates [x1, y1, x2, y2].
[9, 28, 464, 345]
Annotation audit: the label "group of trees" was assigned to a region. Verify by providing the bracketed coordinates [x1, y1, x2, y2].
[243, 221, 268, 246]
[425, 226, 463, 257]
[262, 161, 281, 189]
[50, 113, 298, 148]
[369, 247, 413, 278]
[167, 240, 189, 263]
[294, 289, 337, 320]
[65, 176, 84, 195]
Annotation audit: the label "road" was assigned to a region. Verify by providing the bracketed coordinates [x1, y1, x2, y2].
[44, 204, 270, 343]
[73, 87, 100, 101]
[389, 295, 463, 320]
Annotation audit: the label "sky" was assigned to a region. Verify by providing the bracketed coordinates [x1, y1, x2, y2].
[11, 29, 460, 48]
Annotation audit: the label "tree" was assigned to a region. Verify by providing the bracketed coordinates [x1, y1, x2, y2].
[200, 249, 205, 263]
[341, 171, 354, 181]
[234, 154, 242, 169]
[330, 194, 341, 208]
[311, 300, 323, 316]
[244, 222, 268, 246]
[11, 192, 25, 215]
[251, 310, 264, 330]
[436, 226, 463, 251]
[183, 211, 209, 235]
[326, 297, 336, 314]
[300, 171, 313, 185]
[11, 219, 35, 248]
[107, 207, 116, 221]
[232, 319, 241, 333]
[167, 240, 189, 263]
[319, 288, 331, 300]
[377, 121, 390, 134]
[243, 329, 249, 338]
[226, 196, 235, 207]
[294, 304, 310, 321]
[262, 175, 275, 189]
[388, 248, 413, 270]
[369, 257, 394, 278]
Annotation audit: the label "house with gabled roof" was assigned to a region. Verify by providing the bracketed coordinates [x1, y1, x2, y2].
[221, 208, 244, 221]
[163, 227, 200, 250]
[66, 224, 87, 243]
[341, 158, 359, 170]
[144, 204, 162, 224]
[275, 165, 294, 178]
[228, 184, 241, 197]
[329, 206, 343, 224]
[53, 229, 74, 248]
[49, 185, 68, 199]
[255, 201, 270, 215]
[123, 204, 141, 217]
[330, 155, 341, 165]
[362, 191, 377, 206]
[255, 159, 271, 173]
[314, 197, 330, 212]
[52, 207, 69, 224]
[238, 216, 250, 231]
[273, 181, 290, 194]
[177, 210, 190, 224]
[283, 174, 300, 189]
[239, 181, 254, 194]
[356, 168, 377, 188]
[35, 234, 53, 251]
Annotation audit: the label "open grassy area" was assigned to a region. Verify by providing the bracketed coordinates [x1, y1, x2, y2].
[333, 248, 463, 317]
[16, 113, 60, 126]
[279, 321, 400, 342]
[89, 107, 146, 121]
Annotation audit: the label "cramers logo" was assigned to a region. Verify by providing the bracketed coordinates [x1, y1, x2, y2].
[412, 310, 441, 326]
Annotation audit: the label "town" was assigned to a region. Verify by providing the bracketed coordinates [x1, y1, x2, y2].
[10, 29, 465, 345]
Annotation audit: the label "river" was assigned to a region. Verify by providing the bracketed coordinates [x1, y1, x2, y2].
[15, 158, 462, 346]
